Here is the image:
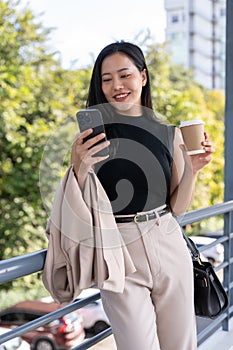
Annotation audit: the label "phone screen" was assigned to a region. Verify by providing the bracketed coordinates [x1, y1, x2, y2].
[76, 109, 109, 157]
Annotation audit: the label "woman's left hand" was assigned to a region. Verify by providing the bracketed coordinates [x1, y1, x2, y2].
[180, 132, 215, 174]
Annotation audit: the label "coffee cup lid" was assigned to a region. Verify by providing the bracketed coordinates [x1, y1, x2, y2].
[179, 119, 205, 128]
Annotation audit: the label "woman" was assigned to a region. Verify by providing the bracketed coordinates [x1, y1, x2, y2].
[71, 41, 214, 350]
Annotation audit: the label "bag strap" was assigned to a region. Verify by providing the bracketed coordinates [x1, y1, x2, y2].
[180, 226, 200, 261]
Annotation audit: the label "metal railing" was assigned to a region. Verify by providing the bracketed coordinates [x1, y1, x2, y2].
[0, 201, 233, 349]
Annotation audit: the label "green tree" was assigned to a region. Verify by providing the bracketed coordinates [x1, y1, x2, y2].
[144, 43, 225, 216]
[0, 1, 90, 265]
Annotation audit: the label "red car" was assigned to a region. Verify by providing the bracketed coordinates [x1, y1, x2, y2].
[0, 300, 85, 350]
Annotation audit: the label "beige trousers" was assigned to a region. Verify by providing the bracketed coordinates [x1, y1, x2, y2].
[100, 212, 197, 350]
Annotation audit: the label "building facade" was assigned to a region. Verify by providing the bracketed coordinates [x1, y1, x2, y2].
[164, 0, 226, 90]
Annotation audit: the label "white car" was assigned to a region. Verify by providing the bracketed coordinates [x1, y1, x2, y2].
[190, 236, 224, 265]
[0, 327, 30, 350]
[76, 288, 110, 337]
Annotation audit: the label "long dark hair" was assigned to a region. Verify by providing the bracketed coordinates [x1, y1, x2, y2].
[86, 41, 153, 112]
[86, 42, 159, 160]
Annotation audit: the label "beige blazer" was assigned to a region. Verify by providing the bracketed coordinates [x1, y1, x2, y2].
[42, 165, 136, 305]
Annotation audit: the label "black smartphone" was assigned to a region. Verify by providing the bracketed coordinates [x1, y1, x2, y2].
[76, 109, 109, 157]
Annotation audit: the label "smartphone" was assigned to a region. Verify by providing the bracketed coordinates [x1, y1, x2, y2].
[76, 109, 109, 157]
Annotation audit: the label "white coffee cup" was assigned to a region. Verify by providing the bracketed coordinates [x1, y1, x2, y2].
[179, 119, 205, 155]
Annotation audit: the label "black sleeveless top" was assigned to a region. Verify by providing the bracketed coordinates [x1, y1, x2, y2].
[95, 114, 175, 215]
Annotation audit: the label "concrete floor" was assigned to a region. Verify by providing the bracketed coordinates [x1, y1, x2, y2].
[198, 317, 233, 350]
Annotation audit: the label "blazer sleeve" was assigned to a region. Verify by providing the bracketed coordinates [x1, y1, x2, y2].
[42, 166, 94, 304]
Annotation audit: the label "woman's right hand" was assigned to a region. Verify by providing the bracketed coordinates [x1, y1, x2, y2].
[71, 129, 110, 188]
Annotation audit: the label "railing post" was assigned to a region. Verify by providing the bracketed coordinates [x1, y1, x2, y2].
[224, 0, 233, 315]
[223, 211, 231, 331]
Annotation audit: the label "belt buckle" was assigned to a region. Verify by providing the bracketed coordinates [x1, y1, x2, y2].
[133, 213, 149, 223]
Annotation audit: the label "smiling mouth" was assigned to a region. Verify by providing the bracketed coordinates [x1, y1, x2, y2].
[114, 93, 130, 100]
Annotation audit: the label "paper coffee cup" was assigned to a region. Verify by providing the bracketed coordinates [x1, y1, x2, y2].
[179, 119, 205, 155]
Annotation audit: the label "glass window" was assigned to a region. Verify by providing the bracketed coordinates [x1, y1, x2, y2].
[171, 15, 179, 23]
[0, 310, 43, 323]
[167, 32, 187, 65]
[22, 312, 42, 322]
[0, 312, 22, 323]
[220, 8, 226, 17]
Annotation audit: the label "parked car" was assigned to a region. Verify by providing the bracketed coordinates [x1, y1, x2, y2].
[76, 289, 110, 337]
[0, 300, 85, 350]
[0, 326, 30, 350]
[191, 235, 224, 265]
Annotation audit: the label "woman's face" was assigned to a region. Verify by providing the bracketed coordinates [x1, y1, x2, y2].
[101, 52, 147, 116]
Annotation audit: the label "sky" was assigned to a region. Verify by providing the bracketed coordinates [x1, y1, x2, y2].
[22, 0, 166, 69]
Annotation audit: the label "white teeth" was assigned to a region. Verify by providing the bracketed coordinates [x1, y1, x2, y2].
[115, 93, 128, 99]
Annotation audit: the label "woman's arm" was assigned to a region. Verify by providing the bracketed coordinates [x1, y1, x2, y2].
[170, 127, 214, 216]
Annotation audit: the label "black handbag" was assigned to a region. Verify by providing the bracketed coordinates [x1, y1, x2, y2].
[181, 228, 228, 319]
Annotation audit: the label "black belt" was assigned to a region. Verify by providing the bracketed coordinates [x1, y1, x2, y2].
[115, 206, 170, 223]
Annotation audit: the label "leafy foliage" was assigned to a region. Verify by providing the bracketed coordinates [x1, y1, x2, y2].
[0, 0, 89, 265]
[145, 43, 224, 212]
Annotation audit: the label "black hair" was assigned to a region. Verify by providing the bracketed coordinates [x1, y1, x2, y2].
[86, 41, 153, 112]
